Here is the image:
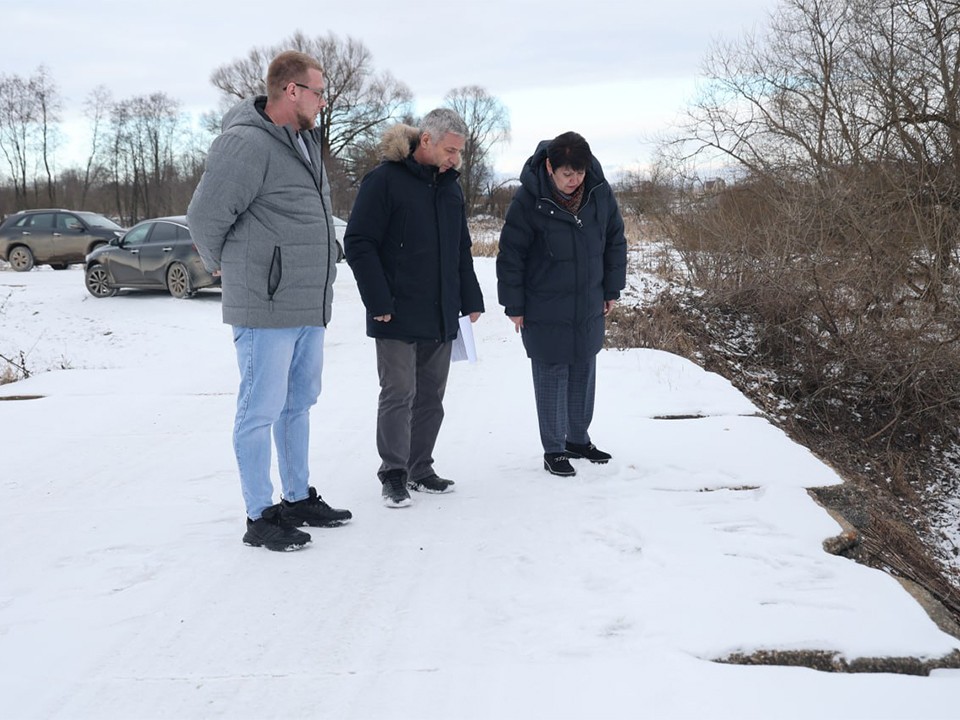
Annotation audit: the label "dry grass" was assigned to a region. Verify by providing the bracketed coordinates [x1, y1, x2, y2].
[469, 212, 675, 264]
[1, 363, 19, 385]
[468, 217, 501, 258]
[604, 293, 698, 357]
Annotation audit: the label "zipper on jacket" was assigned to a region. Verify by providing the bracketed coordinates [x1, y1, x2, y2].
[538, 181, 603, 362]
[267, 246, 282, 302]
[295, 127, 334, 327]
[538, 180, 602, 226]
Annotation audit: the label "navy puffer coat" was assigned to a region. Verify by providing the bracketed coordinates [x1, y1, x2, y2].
[496, 141, 627, 364]
[344, 124, 484, 342]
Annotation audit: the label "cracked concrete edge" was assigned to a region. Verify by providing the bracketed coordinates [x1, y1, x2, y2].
[815, 496, 960, 642]
[716, 648, 960, 675]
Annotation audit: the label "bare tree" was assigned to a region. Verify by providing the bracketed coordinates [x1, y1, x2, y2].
[443, 86, 510, 214]
[33, 66, 61, 205]
[654, 0, 960, 552]
[208, 30, 412, 169]
[81, 85, 112, 207]
[209, 46, 272, 101]
[106, 93, 186, 222]
[0, 73, 38, 210]
[647, 0, 960, 616]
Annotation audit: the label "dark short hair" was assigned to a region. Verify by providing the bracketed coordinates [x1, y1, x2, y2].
[266, 51, 324, 100]
[546, 131, 592, 172]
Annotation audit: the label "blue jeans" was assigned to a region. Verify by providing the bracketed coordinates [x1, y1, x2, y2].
[232, 326, 325, 520]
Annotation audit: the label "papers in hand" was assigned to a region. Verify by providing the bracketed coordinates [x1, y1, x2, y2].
[451, 315, 478, 363]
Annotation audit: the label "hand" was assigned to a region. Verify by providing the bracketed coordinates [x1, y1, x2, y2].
[469, 311, 481, 323]
[212, 269, 221, 277]
[509, 316, 523, 333]
[374, 314, 392, 322]
[603, 300, 616, 316]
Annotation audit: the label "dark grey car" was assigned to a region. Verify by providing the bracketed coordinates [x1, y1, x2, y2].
[0, 209, 124, 271]
[84, 215, 220, 299]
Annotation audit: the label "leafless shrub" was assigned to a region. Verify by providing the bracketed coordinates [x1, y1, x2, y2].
[636, 0, 960, 622]
[0, 350, 29, 385]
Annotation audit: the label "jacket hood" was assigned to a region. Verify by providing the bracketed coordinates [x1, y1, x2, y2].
[519, 139, 607, 197]
[380, 123, 420, 162]
[378, 122, 461, 182]
[221, 96, 291, 145]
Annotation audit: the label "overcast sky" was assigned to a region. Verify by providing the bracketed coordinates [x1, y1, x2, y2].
[4, 0, 776, 178]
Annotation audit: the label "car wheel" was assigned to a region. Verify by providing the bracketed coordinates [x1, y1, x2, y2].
[8, 246, 34, 272]
[85, 264, 117, 298]
[167, 262, 193, 298]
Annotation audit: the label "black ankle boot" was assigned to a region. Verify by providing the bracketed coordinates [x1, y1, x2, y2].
[565, 441, 612, 464]
[544, 452, 576, 476]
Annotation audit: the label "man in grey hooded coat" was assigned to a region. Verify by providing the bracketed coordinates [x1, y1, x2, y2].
[188, 51, 351, 551]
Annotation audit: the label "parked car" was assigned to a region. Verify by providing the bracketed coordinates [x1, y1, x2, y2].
[0, 209, 125, 271]
[84, 215, 220, 299]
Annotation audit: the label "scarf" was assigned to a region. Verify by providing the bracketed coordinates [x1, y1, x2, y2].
[549, 175, 585, 214]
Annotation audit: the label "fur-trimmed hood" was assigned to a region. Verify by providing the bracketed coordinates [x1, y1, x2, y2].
[380, 123, 419, 162]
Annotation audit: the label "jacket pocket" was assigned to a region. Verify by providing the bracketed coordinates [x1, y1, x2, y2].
[267, 246, 282, 299]
[543, 226, 575, 262]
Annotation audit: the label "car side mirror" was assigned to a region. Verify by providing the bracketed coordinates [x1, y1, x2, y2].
[110, 237, 121, 246]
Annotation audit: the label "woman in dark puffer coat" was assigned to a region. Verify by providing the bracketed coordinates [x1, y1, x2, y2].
[496, 131, 627, 476]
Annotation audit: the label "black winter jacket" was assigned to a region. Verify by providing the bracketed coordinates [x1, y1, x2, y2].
[344, 124, 484, 342]
[496, 141, 627, 364]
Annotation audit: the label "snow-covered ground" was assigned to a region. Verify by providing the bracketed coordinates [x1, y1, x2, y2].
[1, 260, 958, 719]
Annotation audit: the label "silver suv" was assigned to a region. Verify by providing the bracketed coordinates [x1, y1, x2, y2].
[0, 209, 125, 271]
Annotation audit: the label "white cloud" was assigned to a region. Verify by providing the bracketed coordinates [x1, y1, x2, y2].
[5, 0, 773, 173]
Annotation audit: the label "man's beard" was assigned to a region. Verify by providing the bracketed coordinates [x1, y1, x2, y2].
[297, 110, 317, 132]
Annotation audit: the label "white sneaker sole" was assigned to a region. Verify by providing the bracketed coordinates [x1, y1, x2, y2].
[383, 496, 412, 508]
[407, 483, 455, 494]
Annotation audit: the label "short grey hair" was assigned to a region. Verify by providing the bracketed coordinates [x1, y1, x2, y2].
[419, 108, 467, 142]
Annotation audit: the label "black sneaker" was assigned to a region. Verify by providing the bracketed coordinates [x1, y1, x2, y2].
[408, 474, 455, 494]
[544, 453, 576, 476]
[281, 486, 352, 527]
[379, 469, 412, 508]
[565, 441, 612, 464]
[243, 505, 311, 551]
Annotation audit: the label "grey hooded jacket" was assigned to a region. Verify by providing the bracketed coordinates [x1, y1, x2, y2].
[187, 97, 337, 328]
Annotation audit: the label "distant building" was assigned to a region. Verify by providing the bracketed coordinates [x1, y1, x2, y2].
[702, 178, 727, 194]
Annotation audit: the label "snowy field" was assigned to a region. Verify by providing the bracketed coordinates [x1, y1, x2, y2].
[1, 260, 958, 719]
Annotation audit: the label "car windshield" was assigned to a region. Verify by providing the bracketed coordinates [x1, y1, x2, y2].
[76, 212, 123, 230]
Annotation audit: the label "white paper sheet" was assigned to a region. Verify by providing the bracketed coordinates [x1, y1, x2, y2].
[451, 315, 478, 363]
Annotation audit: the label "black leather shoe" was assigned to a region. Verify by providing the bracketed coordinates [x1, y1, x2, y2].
[565, 441, 612, 464]
[544, 453, 576, 476]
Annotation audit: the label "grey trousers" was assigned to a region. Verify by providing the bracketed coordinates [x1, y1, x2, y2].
[375, 338, 452, 481]
[531, 355, 597, 454]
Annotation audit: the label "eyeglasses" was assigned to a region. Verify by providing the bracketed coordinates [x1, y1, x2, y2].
[293, 82, 325, 100]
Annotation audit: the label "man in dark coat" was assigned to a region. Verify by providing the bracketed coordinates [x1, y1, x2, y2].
[344, 108, 485, 508]
[497, 131, 627, 476]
